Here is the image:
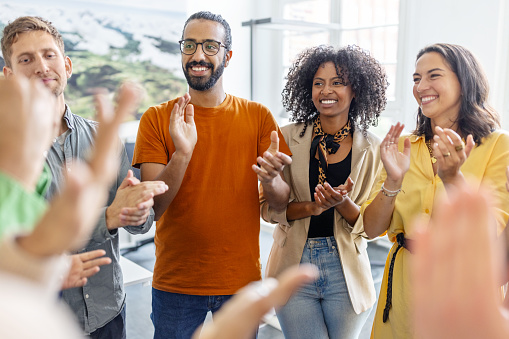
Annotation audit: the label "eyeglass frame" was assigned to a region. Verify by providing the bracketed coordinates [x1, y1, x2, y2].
[178, 39, 227, 56]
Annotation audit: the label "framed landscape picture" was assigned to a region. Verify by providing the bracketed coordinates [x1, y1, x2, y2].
[0, 0, 188, 120]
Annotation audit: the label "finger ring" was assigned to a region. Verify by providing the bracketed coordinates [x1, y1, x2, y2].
[455, 143, 465, 151]
[443, 152, 451, 157]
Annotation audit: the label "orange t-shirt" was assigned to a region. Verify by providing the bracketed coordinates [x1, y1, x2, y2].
[133, 94, 290, 295]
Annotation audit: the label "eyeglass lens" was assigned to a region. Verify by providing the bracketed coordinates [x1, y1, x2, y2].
[180, 40, 221, 56]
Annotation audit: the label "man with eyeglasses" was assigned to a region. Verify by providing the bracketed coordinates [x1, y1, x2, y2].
[133, 11, 292, 339]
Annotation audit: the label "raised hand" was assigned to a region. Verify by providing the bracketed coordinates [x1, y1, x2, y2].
[312, 178, 352, 214]
[61, 250, 112, 289]
[413, 182, 508, 339]
[380, 123, 411, 186]
[0, 76, 58, 190]
[106, 170, 168, 229]
[252, 131, 292, 184]
[169, 93, 197, 158]
[17, 82, 142, 256]
[195, 264, 318, 339]
[432, 126, 475, 184]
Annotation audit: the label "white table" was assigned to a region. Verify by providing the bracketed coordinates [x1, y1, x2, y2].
[120, 256, 153, 287]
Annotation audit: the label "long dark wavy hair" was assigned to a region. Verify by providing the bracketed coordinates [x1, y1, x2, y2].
[413, 43, 499, 144]
[282, 45, 388, 137]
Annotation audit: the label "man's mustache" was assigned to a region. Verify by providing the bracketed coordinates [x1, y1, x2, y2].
[186, 61, 214, 71]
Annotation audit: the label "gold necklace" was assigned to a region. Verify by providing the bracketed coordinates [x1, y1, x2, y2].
[426, 140, 437, 164]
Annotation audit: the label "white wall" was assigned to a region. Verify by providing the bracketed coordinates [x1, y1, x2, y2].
[186, 0, 276, 102]
[398, 0, 509, 129]
[185, 0, 509, 130]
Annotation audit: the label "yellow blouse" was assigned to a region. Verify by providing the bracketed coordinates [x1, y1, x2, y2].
[362, 130, 509, 338]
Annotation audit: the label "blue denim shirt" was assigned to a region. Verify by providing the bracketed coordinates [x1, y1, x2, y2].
[45, 106, 154, 334]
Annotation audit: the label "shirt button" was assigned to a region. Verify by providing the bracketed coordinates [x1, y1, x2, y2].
[425, 208, 430, 214]
[67, 168, 71, 172]
[85, 294, 89, 299]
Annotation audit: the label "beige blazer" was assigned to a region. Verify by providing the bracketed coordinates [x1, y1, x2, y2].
[260, 122, 381, 314]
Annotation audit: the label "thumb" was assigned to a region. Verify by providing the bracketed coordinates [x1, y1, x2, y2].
[464, 134, 475, 158]
[185, 104, 195, 126]
[344, 177, 354, 190]
[268, 130, 279, 154]
[403, 137, 411, 157]
[118, 170, 134, 189]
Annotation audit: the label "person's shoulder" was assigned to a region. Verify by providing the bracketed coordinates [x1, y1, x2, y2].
[481, 129, 509, 147]
[280, 122, 308, 144]
[230, 95, 270, 112]
[281, 122, 303, 134]
[352, 128, 381, 151]
[71, 112, 98, 131]
[145, 98, 179, 115]
[363, 129, 382, 144]
[486, 129, 509, 139]
[138, 98, 180, 128]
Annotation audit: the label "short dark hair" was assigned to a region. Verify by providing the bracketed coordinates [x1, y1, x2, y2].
[181, 11, 232, 52]
[282, 44, 388, 136]
[413, 43, 499, 144]
[1, 16, 64, 69]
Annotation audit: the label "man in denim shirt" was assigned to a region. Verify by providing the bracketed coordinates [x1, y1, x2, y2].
[1, 16, 168, 338]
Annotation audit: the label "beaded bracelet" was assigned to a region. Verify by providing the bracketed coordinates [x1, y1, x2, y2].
[381, 182, 402, 197]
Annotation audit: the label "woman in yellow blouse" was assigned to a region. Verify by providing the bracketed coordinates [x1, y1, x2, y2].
[362, 43, 509, 338]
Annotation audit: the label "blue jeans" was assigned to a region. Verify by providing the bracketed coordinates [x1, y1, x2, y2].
[276, 237, 371, 339]
[151, 289, 234, 339]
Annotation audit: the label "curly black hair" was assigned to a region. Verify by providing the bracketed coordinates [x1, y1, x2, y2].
[282, 45, 388, 136]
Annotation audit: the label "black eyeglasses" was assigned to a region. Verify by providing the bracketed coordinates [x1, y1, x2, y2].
[179, 39, 226, 56]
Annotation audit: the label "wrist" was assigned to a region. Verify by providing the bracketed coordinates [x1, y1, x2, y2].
[383, 179, 403, 192]
[105, 206, 119, 230]
[16, 232, 58, 257]
[309, 202, 322, 216]
[335, 195, 349, 208]
[441, 171, 465, 187]
[381, 182, 402, 197]
[172, 150, 193, 164]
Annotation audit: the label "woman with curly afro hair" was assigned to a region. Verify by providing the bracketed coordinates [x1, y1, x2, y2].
[260, 44, 388, 338]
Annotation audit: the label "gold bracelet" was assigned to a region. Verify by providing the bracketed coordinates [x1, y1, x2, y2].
[381, 182, 401, 197]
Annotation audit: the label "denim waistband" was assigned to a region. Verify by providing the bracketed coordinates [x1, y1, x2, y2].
[305, 236, 336, 249]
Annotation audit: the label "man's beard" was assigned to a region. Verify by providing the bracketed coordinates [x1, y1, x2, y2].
[183, 58, 225, 91]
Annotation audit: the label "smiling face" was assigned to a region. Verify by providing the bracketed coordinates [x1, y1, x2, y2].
[311, 62, 354, 123]
[181, 19, 231, 92]
[3, 30, 72, 99]
[413, 52, 462, 125]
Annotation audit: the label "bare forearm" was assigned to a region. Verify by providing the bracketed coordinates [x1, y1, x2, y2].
[151, 152, 191, 220]
[441, 171, 467, 192]
[0, 153, 42, 191]
[260, 175, 290, 212]
[334, 198, 360, 226]
[286, 202, 317, 221]
[363, 190, 396, 239]
[363, 178, 402, 238]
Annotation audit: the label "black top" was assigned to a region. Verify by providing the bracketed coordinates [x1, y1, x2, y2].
[307, 149, 352, 238]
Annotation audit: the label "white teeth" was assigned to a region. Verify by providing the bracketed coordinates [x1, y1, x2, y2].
[321, 100, 337, 104]
[192, 67, 208, 71]
[421, 96, 437, 103]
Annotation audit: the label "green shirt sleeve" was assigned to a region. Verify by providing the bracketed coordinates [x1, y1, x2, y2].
[0, 165, 50, 240]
